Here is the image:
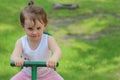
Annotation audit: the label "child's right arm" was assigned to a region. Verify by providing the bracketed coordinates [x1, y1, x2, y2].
[10, 39, 24, 67]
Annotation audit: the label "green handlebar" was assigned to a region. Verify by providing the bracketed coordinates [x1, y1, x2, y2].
[10, 61, 59, 80]
[10, 61, 59, 67]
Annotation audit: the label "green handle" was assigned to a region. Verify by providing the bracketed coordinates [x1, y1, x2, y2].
[10, 61, 59, 67]
[10, 61, 59, 80]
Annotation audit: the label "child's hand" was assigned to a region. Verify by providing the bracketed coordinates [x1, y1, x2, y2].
[47, 57, 57, 68]
[14, 57, 24, 67]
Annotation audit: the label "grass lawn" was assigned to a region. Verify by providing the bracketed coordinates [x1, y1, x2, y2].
[0, 0, 120, 80]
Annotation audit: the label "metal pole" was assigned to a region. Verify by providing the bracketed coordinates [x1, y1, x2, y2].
[32, 66, 37, 80]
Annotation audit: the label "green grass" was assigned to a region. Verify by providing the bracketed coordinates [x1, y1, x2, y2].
[0, 0, 120, 80]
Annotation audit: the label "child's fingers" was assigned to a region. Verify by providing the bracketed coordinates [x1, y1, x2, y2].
[15, 58, 24, 67]
[47, 60, 57, 68]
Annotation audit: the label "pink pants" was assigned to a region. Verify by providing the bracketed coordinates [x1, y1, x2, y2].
[10, 70, 64, 80]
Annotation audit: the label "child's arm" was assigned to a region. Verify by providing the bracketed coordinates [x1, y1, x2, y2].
[10, 39, 24, 67]
[47, 36, 62, 68]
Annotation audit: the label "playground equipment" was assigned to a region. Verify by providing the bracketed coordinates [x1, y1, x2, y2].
[10, 61, 59, 80]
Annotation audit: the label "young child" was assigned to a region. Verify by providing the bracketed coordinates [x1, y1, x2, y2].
[10, 0, 64, 80]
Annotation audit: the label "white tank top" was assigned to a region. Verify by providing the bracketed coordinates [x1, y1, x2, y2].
[21, 34, 53, 77]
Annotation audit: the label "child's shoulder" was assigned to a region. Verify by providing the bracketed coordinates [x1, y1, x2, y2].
[47, 35, 56, 42]
[15, 35, 26, 45]
[15, 38, 22, 46]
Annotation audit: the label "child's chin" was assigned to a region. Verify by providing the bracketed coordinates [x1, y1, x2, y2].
[31, 37, 38, 40]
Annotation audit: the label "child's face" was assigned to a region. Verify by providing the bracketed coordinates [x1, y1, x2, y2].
[23, 19, 45, 41]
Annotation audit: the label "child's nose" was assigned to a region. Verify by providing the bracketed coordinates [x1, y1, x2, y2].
[32, 30, 37, 34]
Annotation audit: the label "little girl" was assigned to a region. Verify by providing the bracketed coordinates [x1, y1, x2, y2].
[10, 0, 64, 80]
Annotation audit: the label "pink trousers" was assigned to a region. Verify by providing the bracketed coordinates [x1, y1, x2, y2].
[10, 70, 64, 80]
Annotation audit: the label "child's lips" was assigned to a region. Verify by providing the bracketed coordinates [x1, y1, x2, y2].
[32, 36, 37, 38]
[31, 35, 37, 37]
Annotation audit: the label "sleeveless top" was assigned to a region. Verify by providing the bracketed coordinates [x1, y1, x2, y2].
[21, 34, 54, 78]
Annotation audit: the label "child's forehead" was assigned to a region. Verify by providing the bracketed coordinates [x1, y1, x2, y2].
[24, 19, 43, 27]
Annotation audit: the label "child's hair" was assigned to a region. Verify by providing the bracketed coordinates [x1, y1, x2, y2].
[20, 0, 48, 27]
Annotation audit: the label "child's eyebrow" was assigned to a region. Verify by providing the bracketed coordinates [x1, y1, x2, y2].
[37, 26, 42, 27]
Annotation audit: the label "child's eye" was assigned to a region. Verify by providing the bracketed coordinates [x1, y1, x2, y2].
[37, 27, 41, 30]
[28, 28, 33, 30]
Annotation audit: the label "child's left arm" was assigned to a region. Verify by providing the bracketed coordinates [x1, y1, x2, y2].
[47, 36, 62, 68]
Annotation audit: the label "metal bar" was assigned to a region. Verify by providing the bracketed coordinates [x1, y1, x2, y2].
[32, 66, 37, 80]
[10, 61, 59, 80]
[10, 61, 59, 67]
[10, 61, 47, 67]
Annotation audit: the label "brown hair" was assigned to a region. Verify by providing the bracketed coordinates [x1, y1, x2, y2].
[20, 0, 48, 27]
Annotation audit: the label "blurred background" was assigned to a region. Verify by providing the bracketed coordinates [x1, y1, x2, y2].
[0, 0, 120, 80]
